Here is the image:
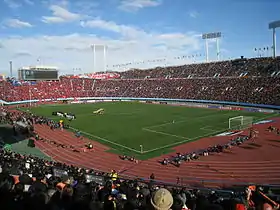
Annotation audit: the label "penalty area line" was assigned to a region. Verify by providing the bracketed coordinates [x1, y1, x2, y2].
[142, 128, 229, 154]
[200, 126, 218, 132]
[144, 111, 233, 130]
[142, 128, 190, 140]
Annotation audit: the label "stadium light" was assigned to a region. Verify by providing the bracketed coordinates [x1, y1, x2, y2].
[9, 61, 12, 78]
[202, 32, 222, 62]
[90, 44, 108, 72]
[90, 45, 96, 72]
[269, 20, 280, 58]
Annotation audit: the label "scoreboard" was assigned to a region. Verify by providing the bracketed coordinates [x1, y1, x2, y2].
[18, 66, 58, 80]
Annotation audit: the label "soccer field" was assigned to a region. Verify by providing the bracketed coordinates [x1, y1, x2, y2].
[24, 102, 277, 159]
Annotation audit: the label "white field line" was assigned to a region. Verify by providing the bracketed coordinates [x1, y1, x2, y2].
[36, 111, 142, 120]
[18, 107, 279, 155]
[200, 126, 218, 132]
[108, 111, 143, 116]
[56, 110, 143, 118]
[142, 128, 227, 154]
[143, 111, 232, 129]
[68, 126, 141, 154]
[141, 113, 279, 154]
[251, 113, 279, 124]
[142, 128, 190, 140]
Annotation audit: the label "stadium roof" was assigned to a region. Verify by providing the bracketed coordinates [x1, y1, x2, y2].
[18, 66, 58, 71]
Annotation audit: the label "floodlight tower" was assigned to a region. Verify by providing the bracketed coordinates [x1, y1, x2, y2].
[269, 20, 280, 58]
[202, 32, 222, 62]
[9, 61, 13, 77]
[90, 44, 108, 72]
[103, 45, 107, 72]
[90, 44, 96, 71]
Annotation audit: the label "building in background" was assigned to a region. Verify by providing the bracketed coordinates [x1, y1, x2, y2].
[0, 74, 5, 80]
[18, 66, 59, 81]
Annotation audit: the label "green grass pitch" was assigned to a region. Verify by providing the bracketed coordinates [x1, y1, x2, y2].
[23, 102, 278, 159]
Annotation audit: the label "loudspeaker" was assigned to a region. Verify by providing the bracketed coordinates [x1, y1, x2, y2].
[28, 139, 35, 148]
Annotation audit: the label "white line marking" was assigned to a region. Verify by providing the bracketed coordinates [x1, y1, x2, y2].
[142, 128, 190, 140]
[144, 111, 232, 129]
[142, 128, 226, 154]
[68, 126, 141, 154]
[141, 114, 279, 154]
[19, 106, 279, 155]
[200, 126, 218, 132]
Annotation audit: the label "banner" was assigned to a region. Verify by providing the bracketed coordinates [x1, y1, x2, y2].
[244, 108, 258, 112]
[64, 73, 120, 80]
[84, 174, 105, 185]
[3, 97, 280, 111]
[208, 105, 219, 109]
[231, 107, 243, 111]
[53, 168, 68, 177]
[220, 106, 232, 110]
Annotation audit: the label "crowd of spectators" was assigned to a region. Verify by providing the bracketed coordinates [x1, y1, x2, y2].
[0, 57, 280, 106]
[161, 135, 249, 167]
[1, 57, 280, 209]
[267, 126, 280, 135]
[118, 57, 280, 79]
[1, 148, 280, 210]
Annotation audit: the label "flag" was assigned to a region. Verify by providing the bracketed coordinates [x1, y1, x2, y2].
[4, 144, 12, 150]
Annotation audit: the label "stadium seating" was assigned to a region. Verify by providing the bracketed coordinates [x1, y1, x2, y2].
[1, 57, 280, 105]
[1, 57, 280, 209]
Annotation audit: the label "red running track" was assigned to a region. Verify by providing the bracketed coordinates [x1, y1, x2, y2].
[33, 118, 280, 188]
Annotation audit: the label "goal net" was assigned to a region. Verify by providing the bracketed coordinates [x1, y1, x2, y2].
[228, 116, 253, 130]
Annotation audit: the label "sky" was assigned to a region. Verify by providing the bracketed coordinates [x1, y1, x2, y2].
[0, 0, 279, 76]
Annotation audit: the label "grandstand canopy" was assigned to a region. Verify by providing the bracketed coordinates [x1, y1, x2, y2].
[19, 66, 58, 71]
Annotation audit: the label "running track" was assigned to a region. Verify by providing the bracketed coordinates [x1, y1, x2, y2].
[33, 118, 280, 188]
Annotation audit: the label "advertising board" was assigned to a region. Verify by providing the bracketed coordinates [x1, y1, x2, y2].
[208, 105, 219, 109]
[71, 101, 83, 104]
[219, 106, 232, 110]
[3, 97, 280, 113]
[86, 100, 96, 103]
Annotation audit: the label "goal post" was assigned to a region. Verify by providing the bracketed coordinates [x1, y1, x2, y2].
[228, 116, 253, 130]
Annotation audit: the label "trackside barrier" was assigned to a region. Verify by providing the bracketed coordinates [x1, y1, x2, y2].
[3, 97, 280, 113]
[0, 99, 7, 105]
[24, 156, 280, 190]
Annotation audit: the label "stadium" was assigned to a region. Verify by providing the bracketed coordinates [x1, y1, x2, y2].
[1, 3, 280, 210]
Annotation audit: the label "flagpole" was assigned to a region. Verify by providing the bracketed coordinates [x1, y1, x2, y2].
[103, 45, 107, 72]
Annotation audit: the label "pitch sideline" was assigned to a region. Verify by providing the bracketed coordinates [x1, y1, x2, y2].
[68, 126, 142, 154]
[142, 114, 278, 154]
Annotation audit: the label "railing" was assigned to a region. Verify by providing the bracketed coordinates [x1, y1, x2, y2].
[2, 97, 280, 111]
